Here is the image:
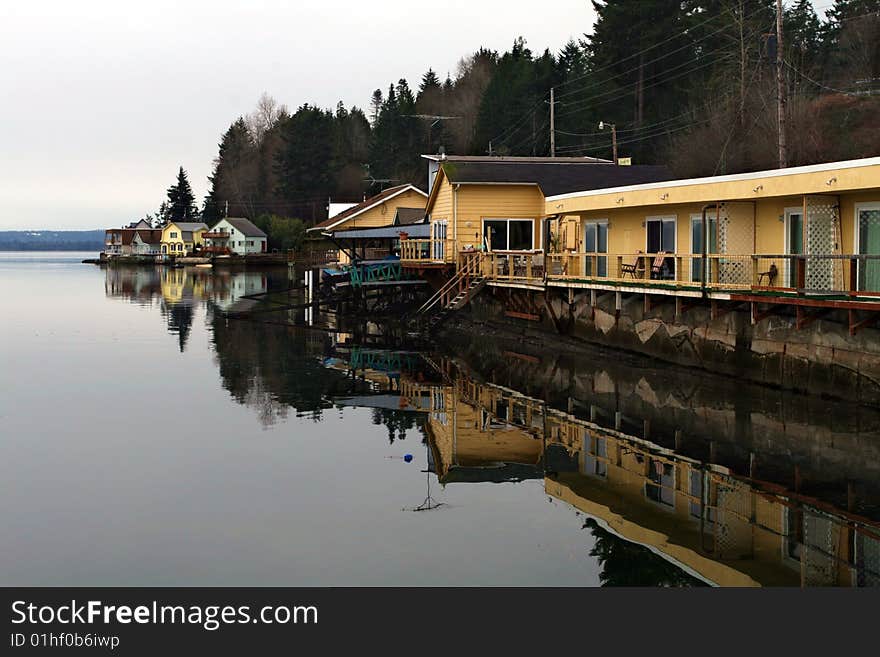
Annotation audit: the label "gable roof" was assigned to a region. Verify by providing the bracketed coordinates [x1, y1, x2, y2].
[134, 229, 163, 244]
[393, 207, 426, 225]
[219, 217, 267, 238]
[307, 184, 427, 232]
[440, 160, 673, 196]
[167, 221, 208, 232]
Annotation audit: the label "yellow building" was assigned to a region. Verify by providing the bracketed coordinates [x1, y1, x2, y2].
[161, 221, 208, 256]
[308, 184, 427, 265]
[543, 156, 880, 295]
[401, 156, 880, 314]
[402, 155, 670, 265]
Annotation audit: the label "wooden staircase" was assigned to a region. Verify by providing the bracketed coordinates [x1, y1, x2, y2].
[410, 252, 486, 332]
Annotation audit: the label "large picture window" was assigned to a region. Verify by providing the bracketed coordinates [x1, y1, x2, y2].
[482, 219, 534, 251]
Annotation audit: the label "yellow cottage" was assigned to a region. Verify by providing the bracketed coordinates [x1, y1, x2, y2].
[161, 221, 208, 256]
[308, 184, 427, 265]
[401, 155, 671, 265]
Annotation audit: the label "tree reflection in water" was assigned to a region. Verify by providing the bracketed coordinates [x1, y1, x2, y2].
[583, 519, 707, 587]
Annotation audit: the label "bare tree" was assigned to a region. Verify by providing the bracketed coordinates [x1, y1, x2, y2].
[245, 92, 288, 146]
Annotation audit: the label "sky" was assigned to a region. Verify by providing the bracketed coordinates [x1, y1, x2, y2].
[0, 0, 597, 230]
[0, 1, 831, 230]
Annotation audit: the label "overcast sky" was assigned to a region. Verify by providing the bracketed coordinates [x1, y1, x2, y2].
[1, 1, 830, 230]
[0, 0, 598, 230]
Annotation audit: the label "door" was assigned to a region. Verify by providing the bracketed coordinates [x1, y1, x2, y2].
[690, 214, 717, 282]
[583, 221, 608, 277]
[432, 220, 447, 260]
[785, 208, 804, 288]
[646, 216, 676, 279]
[857, 203, 880, 292]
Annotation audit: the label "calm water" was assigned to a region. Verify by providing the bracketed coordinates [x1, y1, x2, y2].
[2, 252, 878, 586]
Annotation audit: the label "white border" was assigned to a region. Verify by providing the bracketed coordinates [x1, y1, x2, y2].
[546, 157, 880, 202]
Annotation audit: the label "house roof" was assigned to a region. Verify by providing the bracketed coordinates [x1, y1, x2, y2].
[545, 155, 880, 201]
[219, 217, 267, 238]
[307, 184, 427, 232]
[331, 223, 431, 240]
[422, 154, 613, 164]
[393, 207, 426, 225]
[135, 229, 163, 244]
[436, 160, 675, 197]
[169, 221, 208, 232]
[121, 229, 136, 245]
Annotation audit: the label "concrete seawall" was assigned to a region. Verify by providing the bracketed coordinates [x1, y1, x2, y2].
[464, 286, 880, 407]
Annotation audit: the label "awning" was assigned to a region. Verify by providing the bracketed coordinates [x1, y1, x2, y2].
[331, 223, 430, 240]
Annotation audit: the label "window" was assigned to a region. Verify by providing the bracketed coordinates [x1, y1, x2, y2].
[855, 203, 880, 292]
[646, 458, 675, 507]
[247, 240, 253, 247]
[482, 219, 534, 251]
[170, 231, 178, 239]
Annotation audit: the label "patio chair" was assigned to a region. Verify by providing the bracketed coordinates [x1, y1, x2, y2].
[757, 263, 778, 286]
[650, 252, 671, 279]
[621, 251, 645, 278]
[531, 253, 545, 279]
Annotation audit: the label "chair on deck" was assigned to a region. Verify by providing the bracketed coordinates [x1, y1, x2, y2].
[621, 251, 645, 278]
[650, 252, 670, 279]
[757, 263, 778, 286]
[531, 253, 545, 279]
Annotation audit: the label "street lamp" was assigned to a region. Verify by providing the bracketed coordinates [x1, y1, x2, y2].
[598, 121, 618, 165]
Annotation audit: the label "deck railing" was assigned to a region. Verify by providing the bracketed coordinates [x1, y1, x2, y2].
[400, 239, 456, 264]
[477, 250, 880, 296]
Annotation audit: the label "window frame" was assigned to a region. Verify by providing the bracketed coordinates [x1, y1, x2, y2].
[481, 217, 536, 252]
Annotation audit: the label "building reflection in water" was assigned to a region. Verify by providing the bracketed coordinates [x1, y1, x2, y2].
[102, 265, 880, 585]
[401, 358, 880, 587]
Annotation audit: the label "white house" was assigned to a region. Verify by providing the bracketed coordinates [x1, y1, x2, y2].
[131, 229, 163, 255]
[204, 218, 268, 255]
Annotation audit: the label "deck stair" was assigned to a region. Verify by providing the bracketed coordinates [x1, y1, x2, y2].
[410, 253, 486, 331]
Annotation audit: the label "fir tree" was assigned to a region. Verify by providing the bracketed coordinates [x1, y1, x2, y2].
[163, 167, 199, 222]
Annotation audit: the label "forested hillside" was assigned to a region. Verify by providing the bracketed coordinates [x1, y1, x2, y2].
[175, 0, 879, 228]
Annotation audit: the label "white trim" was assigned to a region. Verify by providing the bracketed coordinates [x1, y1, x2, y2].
[854, 202, 880, 254]
[307, 185, 427, 232]
[783, 206, 804, 288]
[546, 156, 880, 202]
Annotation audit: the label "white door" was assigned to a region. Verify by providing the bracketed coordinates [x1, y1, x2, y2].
[432, 220, 447, 260]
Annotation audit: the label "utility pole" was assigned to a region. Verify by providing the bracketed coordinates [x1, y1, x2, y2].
[776, 0, 788, 168]
[599, 121, 617, 164]
[550, 87, 556, 158]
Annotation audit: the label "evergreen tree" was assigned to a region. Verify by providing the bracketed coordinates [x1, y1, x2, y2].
[274, 104, 338, 224]
[163, 167, 199, 222]
[369, 89, 384, 126]
[419, 69, 442, 94]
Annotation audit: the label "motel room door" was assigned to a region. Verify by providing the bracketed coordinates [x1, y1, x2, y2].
[857, 203, 880, 292]
[690, 214, 717, 282]
[646, 216, 676, 279]
[583, 221, 608, 277]
[785, 207, 804, 288]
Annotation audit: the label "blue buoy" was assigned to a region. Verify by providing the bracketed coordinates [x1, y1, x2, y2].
[403, 454, 413, 463]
